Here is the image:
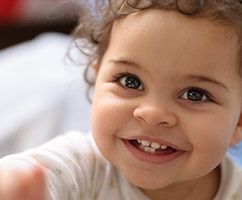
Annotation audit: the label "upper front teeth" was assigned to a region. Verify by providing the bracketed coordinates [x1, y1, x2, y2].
[151, 142, 160, 149]
[141, 140, 150, 146]
[161, 145, 168, 149]
[137, 140, 168, 150]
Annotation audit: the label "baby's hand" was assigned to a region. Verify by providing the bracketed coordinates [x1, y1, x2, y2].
[0, 165, 46, 200]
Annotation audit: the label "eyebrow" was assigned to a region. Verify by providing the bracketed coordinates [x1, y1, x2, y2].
[186, 75, 229, 91]
[109, 58, 141, 69]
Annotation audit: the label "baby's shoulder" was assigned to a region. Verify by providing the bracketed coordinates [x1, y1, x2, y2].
[214, 156, 242, 200]
[40, 130, 105, 164]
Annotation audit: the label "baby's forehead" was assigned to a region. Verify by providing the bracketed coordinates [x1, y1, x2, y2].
[108, 9, 240, 75]
[112, 9, 239, 61]
[113, 9, 237, 42]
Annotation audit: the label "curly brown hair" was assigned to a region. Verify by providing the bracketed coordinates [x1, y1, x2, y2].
[71, 0, 242, 90]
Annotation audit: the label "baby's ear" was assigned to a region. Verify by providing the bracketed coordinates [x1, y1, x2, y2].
[230, 113, 242, 147]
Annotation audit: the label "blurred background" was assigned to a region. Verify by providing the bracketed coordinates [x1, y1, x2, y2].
[0, 0, 92, 157]
[0, 0, 79, 49]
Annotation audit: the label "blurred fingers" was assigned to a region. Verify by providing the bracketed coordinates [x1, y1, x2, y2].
[0, 165, 46, 200]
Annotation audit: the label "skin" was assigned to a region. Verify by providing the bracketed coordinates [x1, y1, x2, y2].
[91, 9, 242, 200]
[0, 165, 45, 200]
[0, 9, 242, 200]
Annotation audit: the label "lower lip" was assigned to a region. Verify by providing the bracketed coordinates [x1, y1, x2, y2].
[123, 140, 185, 164]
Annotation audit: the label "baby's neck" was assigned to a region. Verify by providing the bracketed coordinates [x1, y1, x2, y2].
[142, 166, 221, 200]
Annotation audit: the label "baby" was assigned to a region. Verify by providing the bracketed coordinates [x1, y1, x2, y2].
[0, 0, 242, 200]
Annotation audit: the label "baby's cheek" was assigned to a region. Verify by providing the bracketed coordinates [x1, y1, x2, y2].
[92, 95, 128, 131]
[198, 133, 230, 171]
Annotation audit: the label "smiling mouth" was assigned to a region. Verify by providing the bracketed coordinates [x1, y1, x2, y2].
[129, 139, 177, 155]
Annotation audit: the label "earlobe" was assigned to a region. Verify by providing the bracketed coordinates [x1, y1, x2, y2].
[230, 113, 242, 147]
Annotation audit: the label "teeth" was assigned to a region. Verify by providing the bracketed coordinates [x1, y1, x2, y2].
[141, 140, 150, 147]
[151, 142, 160, 149]
[144, 147, 155, 153]
[137, 140, 168, 151]
[139, 144, 145, 150]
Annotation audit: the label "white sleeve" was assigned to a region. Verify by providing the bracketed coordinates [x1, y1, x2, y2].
[0, 131, 101, 200]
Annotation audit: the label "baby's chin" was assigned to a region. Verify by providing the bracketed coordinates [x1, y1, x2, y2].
[119, 167, 175, 190]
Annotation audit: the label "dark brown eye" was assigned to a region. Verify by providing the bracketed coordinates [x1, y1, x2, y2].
[119, 75, 144, 90]
[181, 88, 207, 101]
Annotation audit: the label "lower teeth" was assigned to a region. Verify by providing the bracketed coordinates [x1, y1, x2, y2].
[144, 147, 156, 153]
[139, 145, 156, 153]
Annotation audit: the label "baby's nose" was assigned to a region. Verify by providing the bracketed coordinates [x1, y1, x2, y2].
[133, 99, 178, 127]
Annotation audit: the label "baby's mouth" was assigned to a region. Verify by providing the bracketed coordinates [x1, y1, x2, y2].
[129, 139, 177, 155]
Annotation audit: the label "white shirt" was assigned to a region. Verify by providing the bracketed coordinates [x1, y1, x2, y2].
[0, 131, 241, 200]
[214, 155, 242, 200]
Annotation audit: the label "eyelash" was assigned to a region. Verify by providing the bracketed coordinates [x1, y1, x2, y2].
[179, 87, 215, 105]
[113, 73, 144, 91]
[112, 73, 215, 104]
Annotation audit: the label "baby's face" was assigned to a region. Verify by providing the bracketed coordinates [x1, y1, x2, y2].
[91, 9, 242, 191]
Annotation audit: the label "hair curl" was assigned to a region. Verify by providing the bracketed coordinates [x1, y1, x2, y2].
[71, 0, 242, 92]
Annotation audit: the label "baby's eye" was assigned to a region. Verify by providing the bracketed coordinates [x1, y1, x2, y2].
[181, 87, 210, 102]
[119, 74, 144, 91]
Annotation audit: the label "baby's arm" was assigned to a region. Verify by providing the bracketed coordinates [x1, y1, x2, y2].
[0, 131, 96, 200]
[0, 165, 45, 200]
